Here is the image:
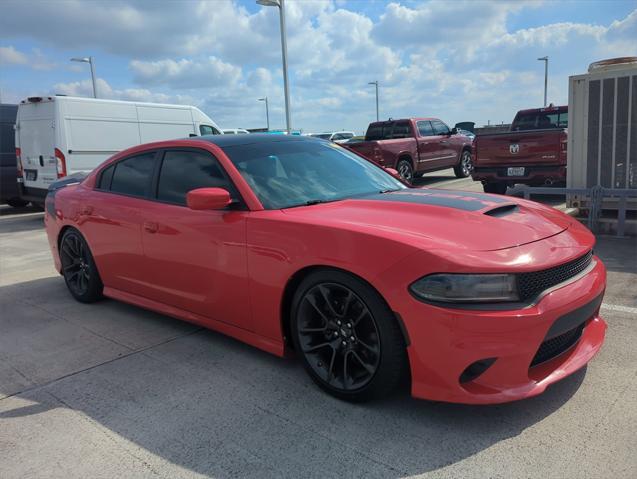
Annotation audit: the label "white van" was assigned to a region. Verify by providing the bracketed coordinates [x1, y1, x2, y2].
[15, 95, 222, 204]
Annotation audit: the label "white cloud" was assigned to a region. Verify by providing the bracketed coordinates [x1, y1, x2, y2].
[130, 57, 242, 89]
[0, 45, 28, 65]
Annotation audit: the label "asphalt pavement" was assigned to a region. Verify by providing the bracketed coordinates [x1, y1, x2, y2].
[1, 172, 636, 479]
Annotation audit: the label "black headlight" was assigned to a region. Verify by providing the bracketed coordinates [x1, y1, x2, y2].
[409, 274, 520, 303]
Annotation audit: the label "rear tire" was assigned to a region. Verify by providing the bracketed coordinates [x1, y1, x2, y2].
[6, 198, 29, 208]
[290, 269, 408, 402]
[60, 229, 103, 303]
[454, 150, 473, 178]
[483, 182, 508, 195]
[396, 159, 414, 183]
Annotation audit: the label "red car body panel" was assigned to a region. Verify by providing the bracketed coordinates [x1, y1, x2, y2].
[44, 138, 606, 404]
[472, 105, 568, 186]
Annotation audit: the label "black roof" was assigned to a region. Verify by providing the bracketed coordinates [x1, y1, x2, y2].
[194, 133, 320, 148]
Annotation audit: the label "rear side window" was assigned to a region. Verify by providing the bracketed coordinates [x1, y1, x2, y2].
[391, 122, 411, 139]
[156, 150, 236, 206]
[366, 123, 393, 141]
[200, 125, 220, 135]
[109, 152, 156, 197]
[431, 120, 450, 135]
[417, 121, 434, 137]
[98, 164, 115, 190]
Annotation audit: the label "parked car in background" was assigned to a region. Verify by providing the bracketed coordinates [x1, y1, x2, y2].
[0, 104, 28, 207]
[471, 105, 568, 194]
[345, 118, 473, 182]
[44, 134, 606, 404]
[309, 131, 355, 143]
[456, 129, 475, 141]
[223, 128, 250, 135]
[15, 96, 221, 206]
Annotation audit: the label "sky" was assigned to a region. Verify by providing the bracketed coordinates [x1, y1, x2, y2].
[1, 0, 636, 134]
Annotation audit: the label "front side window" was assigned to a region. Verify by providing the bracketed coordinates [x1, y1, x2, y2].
[222, 140, 406, 209]
[157, 150, 235, 206]
[431, 120, 450, 136]
[109, 152, 156, 197]
[417, 121, 434, 137]
[200, 125, 220, 135]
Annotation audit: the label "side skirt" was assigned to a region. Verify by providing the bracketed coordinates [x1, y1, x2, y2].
[103, 286, 285, 357]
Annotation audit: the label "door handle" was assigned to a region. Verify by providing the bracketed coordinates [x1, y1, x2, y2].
[143, 221, 159, 233]
[440, 140, 449, 144]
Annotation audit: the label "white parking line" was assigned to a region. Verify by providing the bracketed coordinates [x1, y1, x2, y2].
[601, 303, 637, 315]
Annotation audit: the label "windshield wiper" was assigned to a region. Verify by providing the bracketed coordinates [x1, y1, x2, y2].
[379, 188, 401, 194]
[305, 199, 330, 206]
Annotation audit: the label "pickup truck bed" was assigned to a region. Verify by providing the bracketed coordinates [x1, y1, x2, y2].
[471, 106, 568, 194]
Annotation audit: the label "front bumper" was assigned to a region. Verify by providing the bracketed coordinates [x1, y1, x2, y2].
[471, 165, 566, 185]
[399, 257, 606, 404]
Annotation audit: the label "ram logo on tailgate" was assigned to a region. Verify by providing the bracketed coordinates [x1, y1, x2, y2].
[509, 143, 520, 154]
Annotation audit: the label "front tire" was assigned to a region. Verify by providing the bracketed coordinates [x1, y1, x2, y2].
[60, 229, 103, 303]
[454, 150, 473, 178]
[290, 270, 407, 402]
[396, 159, 414, 183]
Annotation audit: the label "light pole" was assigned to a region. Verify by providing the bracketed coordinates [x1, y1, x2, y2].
[368, 81, 379, 121]
[71, 56, 97, 98]
[258, 97, 270, 131]
[537, 56, 548, 107]
[257, 0, 291, 134]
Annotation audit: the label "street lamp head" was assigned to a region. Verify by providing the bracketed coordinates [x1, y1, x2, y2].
[70, 57, 90, 63]
[258, 98, 266, 101]
[256, 0, 280, 7]
[368, 81, 377, 85]
[537, 56, 548, 61]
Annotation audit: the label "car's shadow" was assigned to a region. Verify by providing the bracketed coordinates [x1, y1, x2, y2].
[1, 276, 587, 478]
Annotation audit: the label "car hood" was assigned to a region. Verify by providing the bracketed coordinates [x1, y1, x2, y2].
[281, 189, 573, 252]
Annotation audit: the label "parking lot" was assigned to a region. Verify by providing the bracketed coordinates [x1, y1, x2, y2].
[1, 172, 636, 479]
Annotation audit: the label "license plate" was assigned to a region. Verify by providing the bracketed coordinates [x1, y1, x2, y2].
[507, 167, 525, 176]
[25, 169, 37, 181]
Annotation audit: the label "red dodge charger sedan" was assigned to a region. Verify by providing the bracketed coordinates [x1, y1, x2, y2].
[44, 134, 606, 404]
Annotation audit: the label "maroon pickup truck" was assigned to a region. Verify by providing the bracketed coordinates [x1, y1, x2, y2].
[471, 105, 568, 194]
[346, 118, 473, 182]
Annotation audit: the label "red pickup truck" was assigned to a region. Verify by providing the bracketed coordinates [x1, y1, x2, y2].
[471, 105, 568, 194]
[346, 118, 473, 182]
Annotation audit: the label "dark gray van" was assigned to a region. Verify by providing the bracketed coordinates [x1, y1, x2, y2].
[1, 104, 27, 207]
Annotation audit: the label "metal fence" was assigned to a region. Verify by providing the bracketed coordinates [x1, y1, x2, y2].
[518, 185, 637, 237]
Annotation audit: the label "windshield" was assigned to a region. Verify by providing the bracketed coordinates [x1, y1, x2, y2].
[221, 140, 406, 209]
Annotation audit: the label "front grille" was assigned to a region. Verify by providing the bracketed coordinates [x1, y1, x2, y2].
[517, 251, 593, 302]
[531, 323, 585, 367]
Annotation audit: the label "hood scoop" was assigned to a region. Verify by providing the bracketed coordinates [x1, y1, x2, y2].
[482, 204, 519, 217]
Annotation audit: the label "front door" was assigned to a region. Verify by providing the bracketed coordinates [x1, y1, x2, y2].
[140, 148, 252, 330]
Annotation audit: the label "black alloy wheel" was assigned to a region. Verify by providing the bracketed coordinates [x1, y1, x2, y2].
[454, 150, 473, 178]
[396, 159, 413, 183]
[291, 270, 407, 402]
[60, 229, 103, 302]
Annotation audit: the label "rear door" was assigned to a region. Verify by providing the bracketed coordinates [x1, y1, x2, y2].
[415, 120, 437, 171]
[81, 151, 158, 296]
[139, 148, 252, 330]
[17, 101, 57, 191]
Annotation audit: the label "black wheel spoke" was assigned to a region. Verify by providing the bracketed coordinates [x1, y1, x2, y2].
[296, 282, 381, 392]
[61, 233, 92, 296]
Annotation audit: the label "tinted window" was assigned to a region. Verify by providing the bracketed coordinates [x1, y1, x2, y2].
[200, 125, 220, 135]
[223, 140, 406, 209]
[391, 122, 411, 139]
[110, 152, 156, 197]
[0, 123, 15, 166]
[98, 164, 115, 190]
[512, 109, 568, 130]
[157, 150, 234, 206]
[431, 120, 450, 135]
[417, 121, 434, 137]
[365, 123, 393, 141]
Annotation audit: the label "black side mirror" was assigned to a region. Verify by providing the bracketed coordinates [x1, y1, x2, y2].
[450, 127, 458, 135]
[189, 133, 197, 137]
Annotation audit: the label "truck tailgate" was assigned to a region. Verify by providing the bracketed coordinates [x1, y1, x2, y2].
[475, 129, 564, 166]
